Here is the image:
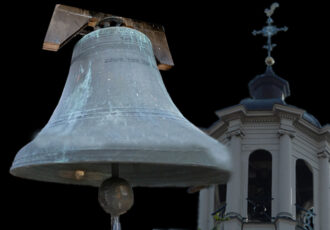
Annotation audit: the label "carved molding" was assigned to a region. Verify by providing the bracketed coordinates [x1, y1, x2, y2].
[208, 121, 229, 139]
[276, 112, 300, 121]
[294, 121, 323, 142]
[242, 116, 279, 124]
[226, 129, 245, 140]
[278, 129, 296, 138]
[326, 132, 330, 143]
[317, 150, 330, 159]
[216, 105, 246, 121]
[273, 104, 303, 119]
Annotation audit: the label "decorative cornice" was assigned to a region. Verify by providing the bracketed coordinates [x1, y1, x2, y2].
[208, 104, 327, 144]
[273, 104, 304, 120]
[215, 105, 246, 121]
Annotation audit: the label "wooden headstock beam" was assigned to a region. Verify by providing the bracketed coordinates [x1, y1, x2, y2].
[43, 5, 174, 70]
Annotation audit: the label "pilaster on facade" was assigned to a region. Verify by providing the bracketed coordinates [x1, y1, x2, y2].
[277, 129, 296, 220]
[317, 149, 330, 230]
[225, 121, 244, 221]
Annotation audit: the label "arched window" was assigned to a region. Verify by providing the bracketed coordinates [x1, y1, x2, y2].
[247, 150, 272, 222]
[296, 159, 314, 230]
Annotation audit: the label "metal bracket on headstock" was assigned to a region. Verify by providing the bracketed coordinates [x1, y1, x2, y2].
[43, 4, 174, 70]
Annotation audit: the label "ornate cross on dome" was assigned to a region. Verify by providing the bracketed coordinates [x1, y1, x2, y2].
[252, 2, 288, 67]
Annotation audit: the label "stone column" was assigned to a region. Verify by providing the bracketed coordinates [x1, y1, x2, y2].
[224, 129, 244, 230]
[198, 186, 215, 230]
[313, 169, 320, 230]
[318, 151, 330, 230]
[226, 133, 242, 214]
[276, 129, 296, 230]
[278, 131, 294, 216]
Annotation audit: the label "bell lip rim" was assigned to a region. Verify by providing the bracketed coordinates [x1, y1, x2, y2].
[10, 157, 231, 187]
[10, 158, 231, 175]
[11, 143, 231, 169]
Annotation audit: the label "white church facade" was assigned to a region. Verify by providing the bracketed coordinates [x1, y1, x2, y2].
[198, 3, 329, 230]
[198, 86, 330, 230]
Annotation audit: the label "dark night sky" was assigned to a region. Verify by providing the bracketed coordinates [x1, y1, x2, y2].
[3, 1, 329, 230]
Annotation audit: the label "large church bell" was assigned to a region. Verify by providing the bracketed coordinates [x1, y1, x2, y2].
[10, 5, 232, 229]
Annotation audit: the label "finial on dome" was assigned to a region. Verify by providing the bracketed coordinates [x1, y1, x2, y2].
[252, 2, 288, 68]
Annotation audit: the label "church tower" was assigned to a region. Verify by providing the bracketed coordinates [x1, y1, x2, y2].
[198, 3, 330, 230]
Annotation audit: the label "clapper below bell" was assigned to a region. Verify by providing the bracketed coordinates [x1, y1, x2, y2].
[10, 27, 231, 188]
